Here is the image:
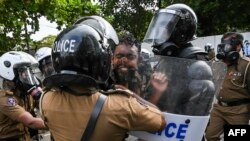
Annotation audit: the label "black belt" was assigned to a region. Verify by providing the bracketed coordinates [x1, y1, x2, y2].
[218, 99, 250, 106]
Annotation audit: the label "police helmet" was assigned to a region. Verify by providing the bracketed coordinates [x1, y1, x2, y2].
[34, 47, 54, 77]
[35, 47, 52, 62]
[0, 51, 38, 81]
[74, 15, 119, 51]
[0, 51, 41, 94]
[144, 3, 197, 46]
[35, 47, 55, 77]
[216, 32, 243, 62]
[44, 16, 119, 88]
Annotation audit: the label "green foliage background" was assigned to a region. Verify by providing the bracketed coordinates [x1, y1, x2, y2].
[1, 0, 250, 52]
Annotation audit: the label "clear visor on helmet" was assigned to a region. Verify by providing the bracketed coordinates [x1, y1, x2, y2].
[40, 57, 55, 77]
[143, 9, 181, 45]
[18, 66, 40, 86]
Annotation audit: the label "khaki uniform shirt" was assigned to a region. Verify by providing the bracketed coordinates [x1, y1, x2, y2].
[217, 57, 250, 102]
[41, 89, 165, 141]
[0, 90, 30, 140]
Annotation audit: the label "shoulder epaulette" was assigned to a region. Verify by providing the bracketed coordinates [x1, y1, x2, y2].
[242, 56, 250, 62]
[100, 89, 134, 97]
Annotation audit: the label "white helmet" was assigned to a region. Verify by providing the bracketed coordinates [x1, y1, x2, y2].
[34, 47, 55, 78]
[0, 51, 38, 81]
[35, 47, 52, 62]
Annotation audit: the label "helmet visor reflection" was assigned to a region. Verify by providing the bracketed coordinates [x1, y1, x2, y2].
[18, 67, 39, 86]
[143, 9, 180, 45]
[79, 16, 119, 45]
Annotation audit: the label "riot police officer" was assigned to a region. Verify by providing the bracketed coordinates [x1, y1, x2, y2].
[34, 47, 54, 141]
[0, 51, 46, 141]
[34, 47, 55, 80]
[205, 32, 250, 141]
[40, 15, 166, 141]
[143, 3, 214, 114]
[144, 3, 208, 59]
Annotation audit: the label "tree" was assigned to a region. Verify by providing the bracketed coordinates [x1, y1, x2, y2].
[100, 0, 157, 41]
[191, 0, 250, 36]
[101, 0, 250, 40]
[32, 35, 56, 50]
[1, 0, 250, 54]
[0, 0, 100, 52]
[43, 0, 101, 30]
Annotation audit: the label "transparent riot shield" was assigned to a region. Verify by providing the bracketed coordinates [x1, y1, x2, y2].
[129, 55, 227, 141]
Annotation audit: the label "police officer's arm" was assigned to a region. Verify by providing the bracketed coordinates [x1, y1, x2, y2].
[132, 90, 159, 109]
[114, 84, 158, 108]
[17, 111, 47, 130]
[129, 95, 166, 132]
[0, 95, 47, 130]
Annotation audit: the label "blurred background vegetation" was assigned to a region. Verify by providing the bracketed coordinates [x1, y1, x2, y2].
[0, 0, 250, 53]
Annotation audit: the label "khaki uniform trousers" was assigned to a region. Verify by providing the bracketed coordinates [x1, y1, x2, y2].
[205, 103, 250, 141]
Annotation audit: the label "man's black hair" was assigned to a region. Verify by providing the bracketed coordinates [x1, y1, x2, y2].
[117, 30, 141, 52]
